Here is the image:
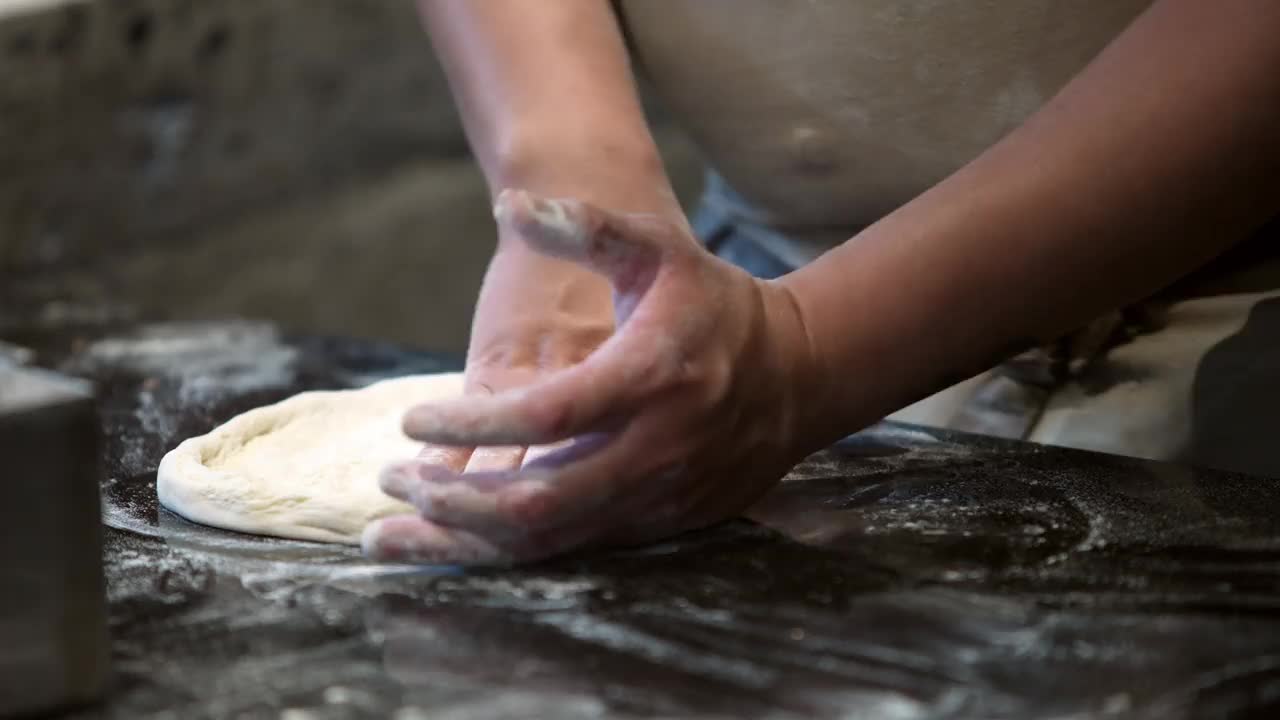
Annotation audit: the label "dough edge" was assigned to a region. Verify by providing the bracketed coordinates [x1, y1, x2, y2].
[156, 372, 463, 545]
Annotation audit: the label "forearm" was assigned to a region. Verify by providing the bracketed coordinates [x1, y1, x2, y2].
[417, 0, 677, 217]
[784, 0, 1280, 434]
[419, 0, 684, 361]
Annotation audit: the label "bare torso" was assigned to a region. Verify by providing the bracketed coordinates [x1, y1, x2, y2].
[619, 0, 1152, 255]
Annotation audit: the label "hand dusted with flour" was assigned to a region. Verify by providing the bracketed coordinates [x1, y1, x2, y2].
[362, 191, 827, 565]
[399, 0, 1280, 566]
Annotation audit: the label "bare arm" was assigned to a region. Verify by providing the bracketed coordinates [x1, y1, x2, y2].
[783, 0, 1280, 436]
[374, 0, 1280, 565]
[419, 0, 677, 215]
[416, 0, 679, 393]
[401, 1, 687, 482]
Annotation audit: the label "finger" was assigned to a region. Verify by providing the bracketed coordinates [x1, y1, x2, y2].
[392, 468, 619, 562]
[402, 330, 680, 447]
[361, 515, 510, 566]
[385, 435, 615, 542]
[363, 513, 588, 566]
[415, 443, 472, 469]
[406, 191, 705, 448]
[494, 189, 669, 299]
[595, 460, 755, 552]
[379, 458, 512, 506]
[464, 445, 526, 473]
[576, 463, 700, 548]
[380, 445, 473, 504]
[379, 460, 441, 505]
[520, 439, 575, 468]
[417, 425, 667, 536]
[510, 423, 719, 548]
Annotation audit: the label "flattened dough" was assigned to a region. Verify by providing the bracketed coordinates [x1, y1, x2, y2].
[157, 373, 463, 544]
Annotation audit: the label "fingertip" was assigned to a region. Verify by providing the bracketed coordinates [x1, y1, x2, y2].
[361, 515, 448, 563]
[381, 461, 464, 514]
[362, 515, 507, 566]
[360, 518, 388, 558]
[492, 187, 526, 224]
[378, 461, 417, 500]
[402, 404, 444, 442]
[403, 399, 498, 445]
[360, 516, 406, 561]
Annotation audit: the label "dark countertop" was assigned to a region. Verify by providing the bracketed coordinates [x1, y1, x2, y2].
[23, 320, 1280, 719]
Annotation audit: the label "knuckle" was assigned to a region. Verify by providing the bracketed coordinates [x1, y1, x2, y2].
[633, 345, 682, 389]
[698, 356, 735, 405]
[524, 399, 572, 440]
[499, 486, 558, 528]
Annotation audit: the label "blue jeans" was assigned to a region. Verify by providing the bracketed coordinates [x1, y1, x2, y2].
[690, 174, 794, 280]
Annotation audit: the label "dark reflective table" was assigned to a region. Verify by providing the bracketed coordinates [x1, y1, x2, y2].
[29, 320, 1280, 719]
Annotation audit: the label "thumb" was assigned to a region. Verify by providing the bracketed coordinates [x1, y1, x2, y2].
[493, 189, 672, 305]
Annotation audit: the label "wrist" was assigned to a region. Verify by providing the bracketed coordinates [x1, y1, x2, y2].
[488, 128, 680, 218]
[773, 260, 920, 442]
[761, 279, 851, 454]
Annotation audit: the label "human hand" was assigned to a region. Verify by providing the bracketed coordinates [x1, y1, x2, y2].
[387, 198, 619, 516]
[362, 189, 828, 565]
[398, 298, 612, 529]
[440, 244, 616, 478]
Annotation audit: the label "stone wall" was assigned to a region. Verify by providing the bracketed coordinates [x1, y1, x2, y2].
[2, 0, 467, 268]
[0, 0, 704, 352]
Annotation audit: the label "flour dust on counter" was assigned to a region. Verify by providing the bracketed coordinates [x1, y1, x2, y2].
[25, 319, 1280, 719]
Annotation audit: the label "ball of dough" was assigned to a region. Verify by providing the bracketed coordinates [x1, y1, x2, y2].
[157, 373, 464, 544]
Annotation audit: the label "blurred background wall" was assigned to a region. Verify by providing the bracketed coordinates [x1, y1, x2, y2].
[0, 0, 704, 352]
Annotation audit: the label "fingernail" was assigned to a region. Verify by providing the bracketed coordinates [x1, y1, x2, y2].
[379, 462, 415, 497]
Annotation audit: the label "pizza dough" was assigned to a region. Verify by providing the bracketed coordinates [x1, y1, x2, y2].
[157, 373, 464, 544]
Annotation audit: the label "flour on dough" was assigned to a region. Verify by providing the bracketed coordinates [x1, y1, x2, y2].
[157, 373, 464, 544]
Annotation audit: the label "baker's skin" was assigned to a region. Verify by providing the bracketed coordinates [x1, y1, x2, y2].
[361, 0, 1280, 565]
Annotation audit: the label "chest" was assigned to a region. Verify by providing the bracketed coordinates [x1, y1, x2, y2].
[618, 0, 1153, 227]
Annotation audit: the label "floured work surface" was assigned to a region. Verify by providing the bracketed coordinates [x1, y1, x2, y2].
[32, 321, 1280, 720]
